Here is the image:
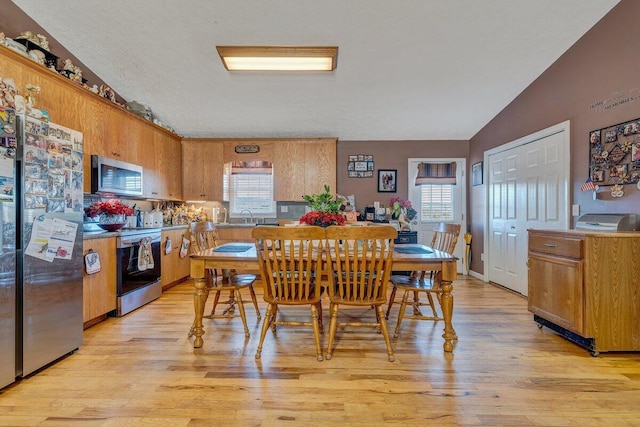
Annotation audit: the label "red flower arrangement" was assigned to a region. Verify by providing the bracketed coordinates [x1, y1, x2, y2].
[84, 199, 134, 218]
[299, 211, 345, 227]
[300, 185, 346, 227]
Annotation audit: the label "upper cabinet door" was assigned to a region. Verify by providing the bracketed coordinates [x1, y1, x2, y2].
[274, 138, 337, 201]
[304, 140, 336, 196]
[182, 140, 223, 201]
[146, 132, 182, 200]
[274, 141, 306, 201]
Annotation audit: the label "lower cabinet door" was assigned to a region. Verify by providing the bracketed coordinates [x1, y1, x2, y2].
[528, 253, 584, 335]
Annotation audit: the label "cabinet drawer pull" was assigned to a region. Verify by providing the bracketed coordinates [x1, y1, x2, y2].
[544, 243, 558, 248]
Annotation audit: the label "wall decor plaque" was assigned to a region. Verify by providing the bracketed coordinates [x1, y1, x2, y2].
[235, 145, 260, 154]
[589, 117, 640, 186]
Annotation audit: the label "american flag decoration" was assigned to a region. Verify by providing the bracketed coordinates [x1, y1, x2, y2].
[580, 176, 597, 192]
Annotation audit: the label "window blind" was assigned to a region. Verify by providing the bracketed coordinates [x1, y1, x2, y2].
[420, 185, 453, 221]
[229, 172, 276, 216]
[415, 162, 457, 185]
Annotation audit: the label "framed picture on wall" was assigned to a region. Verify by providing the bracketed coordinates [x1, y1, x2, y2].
[472, 162, 483, 186]
[378, 169, 397, 192]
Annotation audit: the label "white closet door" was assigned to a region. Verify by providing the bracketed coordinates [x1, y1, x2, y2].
[486, 123, 569, 296]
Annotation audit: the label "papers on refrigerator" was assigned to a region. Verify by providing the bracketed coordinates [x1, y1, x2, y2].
[25, 217, 78, 262]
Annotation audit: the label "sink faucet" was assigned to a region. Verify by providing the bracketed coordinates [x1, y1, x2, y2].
[240, 209, 253, 223]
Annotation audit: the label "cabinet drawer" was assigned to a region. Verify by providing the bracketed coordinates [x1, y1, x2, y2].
[529, 234, 583, 259]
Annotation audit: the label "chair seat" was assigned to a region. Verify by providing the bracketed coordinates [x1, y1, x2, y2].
[390, 275, 438, 292]
[218, 273, 257, 287]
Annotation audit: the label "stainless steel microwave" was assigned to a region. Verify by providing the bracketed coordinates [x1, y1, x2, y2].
[91, 155, 143, 197]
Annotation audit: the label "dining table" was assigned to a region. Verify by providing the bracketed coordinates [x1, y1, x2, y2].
[189, 241, 458, 352]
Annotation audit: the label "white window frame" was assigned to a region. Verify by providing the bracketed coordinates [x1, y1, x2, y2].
[224, 164, 276, 218]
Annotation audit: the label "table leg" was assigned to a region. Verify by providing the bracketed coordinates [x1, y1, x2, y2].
[193, 277, 207, 348]
[440, 278, 454, 353]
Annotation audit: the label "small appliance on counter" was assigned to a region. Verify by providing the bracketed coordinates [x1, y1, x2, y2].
[212, 207, 227, 224]
[575, 213, 640, 231]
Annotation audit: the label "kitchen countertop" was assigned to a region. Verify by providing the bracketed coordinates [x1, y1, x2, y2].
[83, 224, 189, 240]
[214, 223, 259, 228]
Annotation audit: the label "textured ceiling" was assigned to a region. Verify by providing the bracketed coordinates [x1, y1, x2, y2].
[11, 0, 620, 140]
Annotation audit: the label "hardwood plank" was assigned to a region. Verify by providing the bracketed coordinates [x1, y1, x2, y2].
[1, 276, 640, 426]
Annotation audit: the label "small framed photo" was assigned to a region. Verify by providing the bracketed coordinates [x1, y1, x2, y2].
[355, 161, 368, 171]
[472, 162, 483, 186]
[378, 169, 397, 192]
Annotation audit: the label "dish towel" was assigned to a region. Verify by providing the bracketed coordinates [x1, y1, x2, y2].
[138, 237, 155, 271]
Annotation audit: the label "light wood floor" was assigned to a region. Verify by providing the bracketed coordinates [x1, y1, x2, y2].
[2, 276, 640, 426]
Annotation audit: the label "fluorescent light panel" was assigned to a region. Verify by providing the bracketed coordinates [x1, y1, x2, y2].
[217, 46, 338, 71]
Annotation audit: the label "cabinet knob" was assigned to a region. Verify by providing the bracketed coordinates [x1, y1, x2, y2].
[544, 243, 558, 248]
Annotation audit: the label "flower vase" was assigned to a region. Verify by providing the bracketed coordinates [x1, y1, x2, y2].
[97, 213, 127, 231]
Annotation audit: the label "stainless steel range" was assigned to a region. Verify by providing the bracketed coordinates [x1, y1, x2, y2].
[115, 228, 162, 316]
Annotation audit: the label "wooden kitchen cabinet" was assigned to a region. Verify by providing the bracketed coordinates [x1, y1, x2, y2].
[214, 226, 255, 244]
[182, 140, 224, 201]
[146, 133, 183, 200]
[180, 137, 336, 202]
[274, 138, 337, 201]
[528, 229, 640, 355]
[160, 228, 191, 289]
[83, 237, 117, 328]
[0, 45, 181, 195]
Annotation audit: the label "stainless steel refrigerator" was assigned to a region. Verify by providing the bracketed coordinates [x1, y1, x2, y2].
[0, 110, 17, 389]
[0, 110, 84, 387]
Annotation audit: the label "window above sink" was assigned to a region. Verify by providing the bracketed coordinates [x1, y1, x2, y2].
[224, 161, 276, 219]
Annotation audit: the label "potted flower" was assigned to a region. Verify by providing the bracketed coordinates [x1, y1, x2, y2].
[389, 197, 417, 231]
[390, 197, 412, 219]
[84, 199, 134, 231]
[300, 185, 345, 227]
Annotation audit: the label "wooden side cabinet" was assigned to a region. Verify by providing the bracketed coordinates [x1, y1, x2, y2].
[528, 229, 640, 355]
[83, 237, 117, 328]
[161, 228, 191, 290]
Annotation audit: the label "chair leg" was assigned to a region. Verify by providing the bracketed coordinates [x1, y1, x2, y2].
[315, 301, 324, 334]
[426, 292, 439, 318]
[394, 291, 410, 338]
[248, 284, 261, 320]
[376, 305, 394, 362]
[385, 285, 398, 320]
[255, 303, 275, 359]
[310, 304, 323, 362]
[210, 290, 222, 316]
[412, 290, 422, 315]
[325, 303, 339, 360]
[235, 289, 250, 338]
[271, 305, 278, 335]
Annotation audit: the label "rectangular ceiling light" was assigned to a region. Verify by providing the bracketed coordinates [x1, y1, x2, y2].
[216, 46, 338, 71]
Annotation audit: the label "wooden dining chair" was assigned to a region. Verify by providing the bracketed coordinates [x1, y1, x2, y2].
[252, 225, 326, 361]
[324, 225, 397, 361]
[190, 221, 260, 337]
[386, 222, 460, 338]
